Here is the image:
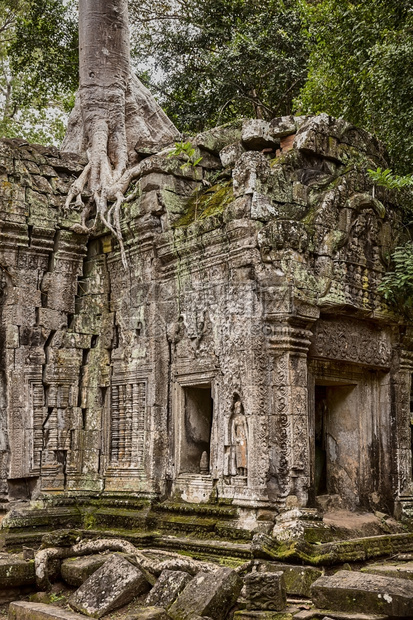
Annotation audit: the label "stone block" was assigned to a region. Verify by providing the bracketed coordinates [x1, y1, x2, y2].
[194, 121, 242, 155]
[0, 588, 23, 604]
[361, 561, 413, 581]
[145, 569, 192, 609]
[168, 567, 242, 620]
[311, 570, 413, 616]
[8, 602, 87, 620]
[255, 561, 323, 597]
[0, 554, 35, 587]
[243, 572, 286, 611]
[126, 609, 171, 620]
[37, 308, 67, 330]
[5, 324, 19, 348]
[69, 554, 150, 618]
[242, 120, 279, 150]
[269, 116, 296, 138]
[234, 613, 293, 620]
[61, 554, 107, 586]
[220, 143, 245, 167]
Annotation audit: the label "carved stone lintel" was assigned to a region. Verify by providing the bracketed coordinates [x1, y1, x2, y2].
[310, 317, 392, 368]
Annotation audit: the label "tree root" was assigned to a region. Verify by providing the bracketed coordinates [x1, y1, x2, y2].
[35, 537, 220, 591]
[64, 153, 154, 268]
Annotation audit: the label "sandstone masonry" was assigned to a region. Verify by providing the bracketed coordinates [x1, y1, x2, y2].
[0, 114, 412, 533]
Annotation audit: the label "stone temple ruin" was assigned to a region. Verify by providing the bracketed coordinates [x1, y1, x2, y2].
[1, 115, 413, 618]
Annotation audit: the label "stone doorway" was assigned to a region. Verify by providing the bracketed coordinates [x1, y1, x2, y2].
[179, 384, 213, 475]
[313, 382, 357, 503]
[309, 364, 393, 513]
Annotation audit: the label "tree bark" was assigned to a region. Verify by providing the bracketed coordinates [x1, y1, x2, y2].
[62, 0, 179, 264]
[34, 537, 220, 590]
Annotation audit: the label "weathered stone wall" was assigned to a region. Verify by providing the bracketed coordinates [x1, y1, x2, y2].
[0, 115, 412, 521]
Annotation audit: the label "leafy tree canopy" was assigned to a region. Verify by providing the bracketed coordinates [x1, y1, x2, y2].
[0, 0, 77, 144]
[297, 0, 413, 174]
[2, 0, 413, 182]
[129, 0, 309, 133]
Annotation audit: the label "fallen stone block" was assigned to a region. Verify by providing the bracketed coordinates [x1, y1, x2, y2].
[61, 554, 107, 586]
[255, 561, 323, 597]
[243, 571, 286, 611]
[242, 120, 278, 150]
[0, 588, 24, 604]
[168, 567, 242, 620]
[193, 122, 242, 155]
[126, 608, 171, 620]
[0, 554, 35, 587]
[234, 612, 293, 620]
[361, 562, 413, 581]
[293, 610, 388, 620]
[8, 601, 88, 620]
[269, 116, 296, 139]
[311, 570, 413, 616]
[145, 569, 192, 609]
[219, 143, 245, 168]
[69, 554, 150, 618]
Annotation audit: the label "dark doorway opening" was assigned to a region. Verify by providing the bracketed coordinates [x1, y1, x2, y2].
[180, 384, 213, 474]
[314, 385, 327, 496]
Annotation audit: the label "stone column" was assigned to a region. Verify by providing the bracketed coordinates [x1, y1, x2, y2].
[394, 350, 413, 501]
[266, 308, 317, 510]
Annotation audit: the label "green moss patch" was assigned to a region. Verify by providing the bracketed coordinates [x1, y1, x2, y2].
[173, 180, 233, 228]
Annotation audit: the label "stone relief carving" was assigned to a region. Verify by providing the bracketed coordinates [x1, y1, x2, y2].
[310, 318, 392, 367]
[109, 381, 146, 469]
[230, 396, 248, 477]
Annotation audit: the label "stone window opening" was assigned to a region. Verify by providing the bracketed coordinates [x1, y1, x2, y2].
[179, 384, 213, 475]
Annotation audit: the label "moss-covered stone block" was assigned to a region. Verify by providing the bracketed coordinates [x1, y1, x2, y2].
[169, 567, 242, 620]
[233, 613, 294, 620]
[0, 554, 35, 587]
[311, 570, 413, 616]
[9, 602, 86, 620]
[256, 561, 323, 597]
[61, 554, 107, 587]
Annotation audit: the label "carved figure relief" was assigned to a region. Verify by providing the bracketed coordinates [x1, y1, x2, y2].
[230, 396, 248, 477]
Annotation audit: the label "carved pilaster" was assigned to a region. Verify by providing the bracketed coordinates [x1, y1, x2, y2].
[394, 350, 413, 498]
[266, 314, 316, 509]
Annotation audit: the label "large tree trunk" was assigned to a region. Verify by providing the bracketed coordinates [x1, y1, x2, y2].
[62, 0, 179, 263]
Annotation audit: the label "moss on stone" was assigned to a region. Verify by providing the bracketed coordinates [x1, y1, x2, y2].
[173, 180, 233, 228]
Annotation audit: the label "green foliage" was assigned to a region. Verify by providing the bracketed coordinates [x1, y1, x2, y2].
[298, 0, 413, 174]
[378, 243, 413, 313]
[0, 0, 78, 145]
[168, 141, 203, 170]
[367, 168, 413, 190]
[129, 0, 308, 133]
[48, 593, 66, 604]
